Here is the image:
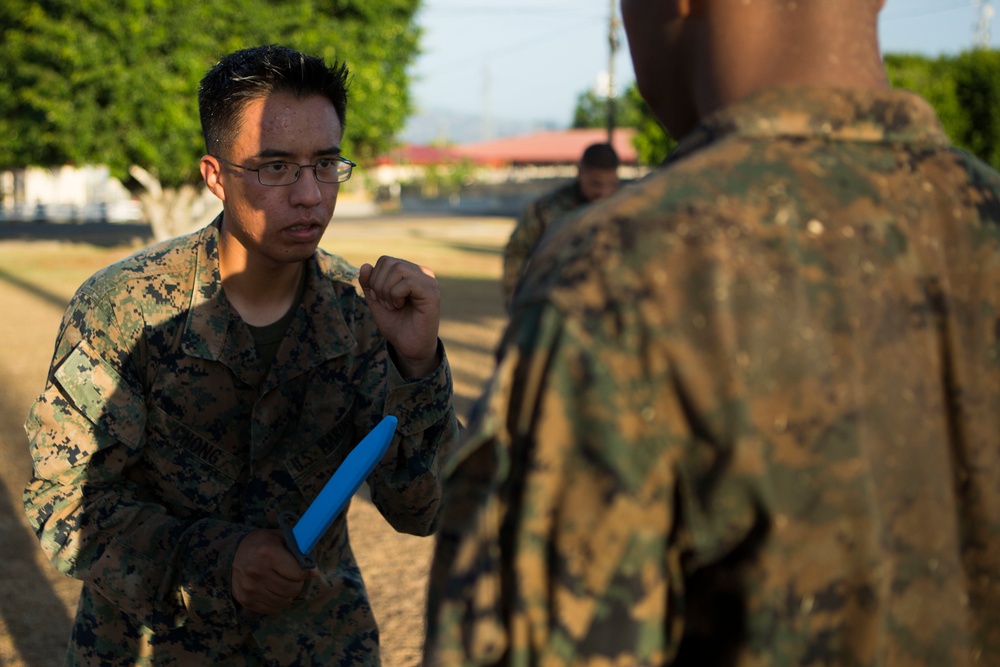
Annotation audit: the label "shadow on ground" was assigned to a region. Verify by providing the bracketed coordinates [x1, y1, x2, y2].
[0, 357, 77, 666]
[0, 222, 153, 248]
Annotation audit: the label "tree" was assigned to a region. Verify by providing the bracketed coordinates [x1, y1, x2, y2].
[571, 82, 676, 167]
[884, 53, 964, 152]
[872, 51, 1000, 172]
[0, 0, 421, 239]
[572, 88, 644, 130]
[952, 49, 1000, 170]
[625, 85, 676, 166]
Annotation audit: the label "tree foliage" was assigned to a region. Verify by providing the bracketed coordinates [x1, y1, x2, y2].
[572, 87, 644, 130]
[0, 0, 422, 188]
[884, 54, 962, 131]
[571, 83, 675, 167]
[886, 49, 1000, 171]
[625, 85, 676, 167]
[951, 49, 1000, 169]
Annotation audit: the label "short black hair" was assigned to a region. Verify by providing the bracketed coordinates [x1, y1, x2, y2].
[580, 142, 620, 170]
[198, 44, 350, 156]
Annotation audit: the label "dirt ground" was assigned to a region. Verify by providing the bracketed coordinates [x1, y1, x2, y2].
[0, 214, 513, 667]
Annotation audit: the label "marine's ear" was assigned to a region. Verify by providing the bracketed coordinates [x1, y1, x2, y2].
[200, 155, 227, 202]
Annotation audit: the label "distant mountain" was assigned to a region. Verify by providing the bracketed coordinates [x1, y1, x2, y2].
[399, 108, 565, 145]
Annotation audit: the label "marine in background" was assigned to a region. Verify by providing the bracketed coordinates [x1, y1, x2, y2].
[501, 141, 620, 310]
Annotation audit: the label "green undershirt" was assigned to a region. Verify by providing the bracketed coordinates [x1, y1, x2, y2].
[246, 270, 307, 371]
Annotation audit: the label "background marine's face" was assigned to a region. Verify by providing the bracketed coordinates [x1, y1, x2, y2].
[578, 166, 620, 202]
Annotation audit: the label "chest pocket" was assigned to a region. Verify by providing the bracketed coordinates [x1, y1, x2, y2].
[284, 416, 355, 503]
[138, 407, 244, 516]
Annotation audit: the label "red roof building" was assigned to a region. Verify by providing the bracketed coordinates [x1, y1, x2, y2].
[374, 144, 463, 167]
[451, 128, 637, 167]
[376, 128, 637, 169]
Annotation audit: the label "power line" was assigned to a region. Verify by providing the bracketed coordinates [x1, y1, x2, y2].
[880, 0, 973, 21]
[425, 2, 585, 13]
[417, 14, 604, 76]
[419, 3, 600, 21]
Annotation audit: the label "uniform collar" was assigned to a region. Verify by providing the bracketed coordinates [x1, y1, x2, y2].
[670, 86, 952, 163]
[182, 215, 358, 388]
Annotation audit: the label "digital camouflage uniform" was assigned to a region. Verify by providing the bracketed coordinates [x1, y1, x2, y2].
[424, 87, 1000, 666]
[23, 217, 459, 666]
[502, 181, 589, 309]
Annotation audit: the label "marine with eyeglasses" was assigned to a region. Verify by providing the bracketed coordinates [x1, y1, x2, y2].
[23, 44, 459, 666]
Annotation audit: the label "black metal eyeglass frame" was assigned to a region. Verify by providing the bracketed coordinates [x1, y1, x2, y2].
[211, 155, 356, 186]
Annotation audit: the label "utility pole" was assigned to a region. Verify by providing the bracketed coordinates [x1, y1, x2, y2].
[974, 0, 994, 49]
[482, 61, 493, 141]
[606, 0, 620, 144]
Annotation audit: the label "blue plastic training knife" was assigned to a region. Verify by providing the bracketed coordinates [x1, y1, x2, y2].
[278, 415, 398, 568]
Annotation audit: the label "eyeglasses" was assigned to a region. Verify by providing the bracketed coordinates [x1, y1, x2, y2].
[212, 155, 356, 186]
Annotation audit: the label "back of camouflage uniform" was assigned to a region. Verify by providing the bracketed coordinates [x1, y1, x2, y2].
[424, 82, 1000, 667]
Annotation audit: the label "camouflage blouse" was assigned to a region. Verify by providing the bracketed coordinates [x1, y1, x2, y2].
[502, 181, 589, 310]
[425, 87, 1000, 666]
[24, 218, 458, 666]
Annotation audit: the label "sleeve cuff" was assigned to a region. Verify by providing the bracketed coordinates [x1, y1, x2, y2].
[385, 339, 454, 437]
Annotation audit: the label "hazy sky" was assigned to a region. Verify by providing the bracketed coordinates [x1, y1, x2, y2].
[409, 0, 994, 126]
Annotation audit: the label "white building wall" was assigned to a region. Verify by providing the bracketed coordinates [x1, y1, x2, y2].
[2, 165, 141, 222]
[20, 165, 132, 206]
